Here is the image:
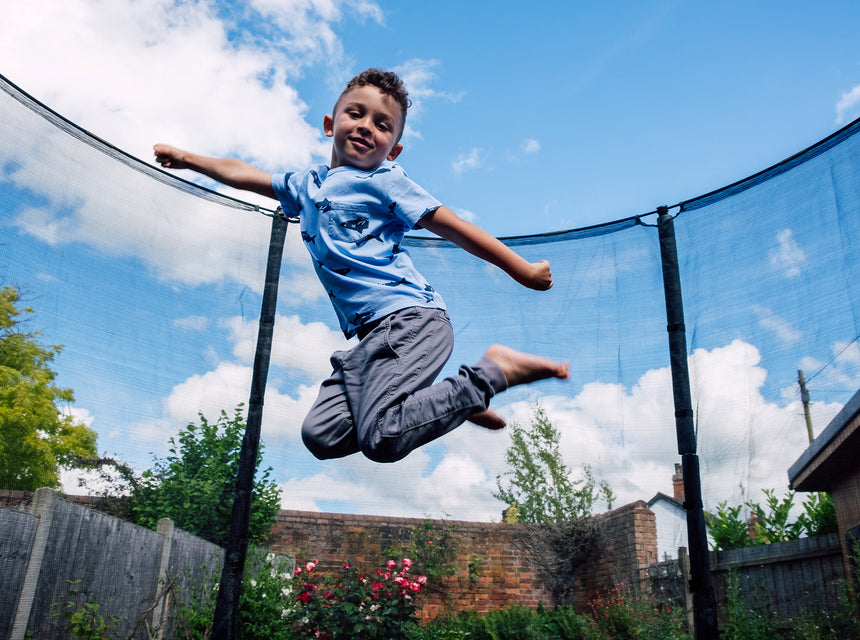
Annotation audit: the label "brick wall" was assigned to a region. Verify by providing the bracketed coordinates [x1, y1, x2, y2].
[267, 501, 657, 619]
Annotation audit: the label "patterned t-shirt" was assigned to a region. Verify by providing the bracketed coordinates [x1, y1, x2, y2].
[271, 161, 446, 338]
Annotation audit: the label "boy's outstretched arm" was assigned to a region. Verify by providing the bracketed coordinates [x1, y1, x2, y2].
[418, 206, 553, 291]
[153, 144, 276, 199]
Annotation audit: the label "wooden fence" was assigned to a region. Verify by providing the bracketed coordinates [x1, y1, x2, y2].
[709, 532, 846, 620]
[0, 488, 228, 640]
[645, 533, 846, 624]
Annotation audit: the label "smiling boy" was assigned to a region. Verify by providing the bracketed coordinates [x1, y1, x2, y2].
[154, 68, 568, 463]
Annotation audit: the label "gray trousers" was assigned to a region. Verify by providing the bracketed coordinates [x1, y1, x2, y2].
[301, 306, 508, 463]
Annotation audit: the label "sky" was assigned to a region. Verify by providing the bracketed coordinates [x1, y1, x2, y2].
[2, 0, 860, 524]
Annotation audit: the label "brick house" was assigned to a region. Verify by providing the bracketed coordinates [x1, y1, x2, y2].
[788, 386, 860, 581]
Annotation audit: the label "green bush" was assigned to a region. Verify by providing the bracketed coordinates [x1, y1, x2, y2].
[285, 558, 427, 639]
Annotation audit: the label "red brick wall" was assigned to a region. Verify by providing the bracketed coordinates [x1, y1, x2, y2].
[267, 501, 657, 619]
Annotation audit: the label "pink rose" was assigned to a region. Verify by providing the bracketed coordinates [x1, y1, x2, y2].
[402, 558, 413, 568]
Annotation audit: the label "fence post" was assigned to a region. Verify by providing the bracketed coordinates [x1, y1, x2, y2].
[678, 546, 695, 632]
[152, 518, 175, 632]
[10, 487, 59, 640]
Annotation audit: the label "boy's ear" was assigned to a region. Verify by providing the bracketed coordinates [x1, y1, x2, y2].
[387, 143, 403, 162]
[323, 114, 335, 138]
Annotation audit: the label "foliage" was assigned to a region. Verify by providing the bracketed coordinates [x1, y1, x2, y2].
[128, 406, 281, 546]
[494, 404, 614, 524]
[417, 610, 491, 640]
[417, 593, 689, 640]
[515, 519, 605, 608]
[482, 604, 543, 640]
[172, 548, 294, 640]
[705, 502, 752, 551]
[386, 518, 459, 587]
[705, 489, 839, 550]
[0, 285, 97, 490]
[795, 491, 838, 537]
[719, 568, 776, 640]
[51, 580, 121, 640]
[285, 558, 427, 639]
[585, 587, 688, 640]
[747, 489, 805, 544]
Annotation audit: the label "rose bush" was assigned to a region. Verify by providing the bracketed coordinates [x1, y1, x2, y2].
[285, 558, 427, 639]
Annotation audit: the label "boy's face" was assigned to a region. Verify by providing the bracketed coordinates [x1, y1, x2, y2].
[324, 85, 404, 171]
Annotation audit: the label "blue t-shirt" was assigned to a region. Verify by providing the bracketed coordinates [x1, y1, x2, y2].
[272, 161, 446, 338]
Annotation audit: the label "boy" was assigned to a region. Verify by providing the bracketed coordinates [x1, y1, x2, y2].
[154, 68, 568, 463]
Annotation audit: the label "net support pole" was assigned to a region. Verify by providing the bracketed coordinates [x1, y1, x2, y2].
[657, 206, 719, 640]
[212, 210, 289, 640]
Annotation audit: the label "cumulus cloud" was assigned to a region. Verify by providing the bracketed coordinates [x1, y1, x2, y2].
[270, 339, 844, 520]
[0, 0, 366, 292]
[225, 313, 353, 378]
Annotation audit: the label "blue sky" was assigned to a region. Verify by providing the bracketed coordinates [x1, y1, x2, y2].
[2, 0, 860, 522]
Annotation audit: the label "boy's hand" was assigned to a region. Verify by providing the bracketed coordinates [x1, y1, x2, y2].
[153, 144, 189, 169]
[517, 259, 553, 291]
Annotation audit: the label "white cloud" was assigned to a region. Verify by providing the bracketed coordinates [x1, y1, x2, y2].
[0, 0, 364, 291]
[267, 339, 845, 521]
[224, 313, 352, 378]
[393, 58, 464, 141]
[452, 148, 483, 175]
[836, 84, 860, 125]
[174, 315, 209, 331]
[769, 228, 806, 278]
[752, 306, 802, 345]
[521, 138, 540, 154]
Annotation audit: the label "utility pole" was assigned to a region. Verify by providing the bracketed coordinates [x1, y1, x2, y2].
[797, 369, 814, 444]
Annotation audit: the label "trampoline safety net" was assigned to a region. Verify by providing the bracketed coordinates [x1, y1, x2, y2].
[2, 73, 859, 525]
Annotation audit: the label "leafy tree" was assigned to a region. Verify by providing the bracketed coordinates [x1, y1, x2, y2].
[705, 502, 753, 551]
[705, 489, 839, 550]
[128, 406, 281, 546]
[494, 403, 614, 523]
[0, 285, 97, 490]
[796, 491, 837, 537]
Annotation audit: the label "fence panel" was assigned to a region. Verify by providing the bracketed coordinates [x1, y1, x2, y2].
[708, 533, 844, 619]
[0, 491, 262, 640]
[24, 497, 164, 640]
[0, 509, 38, 640]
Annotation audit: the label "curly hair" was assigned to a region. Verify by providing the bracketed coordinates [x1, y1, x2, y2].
[335, 68, 411, 140]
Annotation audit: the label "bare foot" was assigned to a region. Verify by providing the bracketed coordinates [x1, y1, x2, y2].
[485, 344, 569, 387]
[469, 408, 507, 430]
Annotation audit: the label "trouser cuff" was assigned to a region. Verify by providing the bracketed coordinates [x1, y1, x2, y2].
[475, 356, 508, 395]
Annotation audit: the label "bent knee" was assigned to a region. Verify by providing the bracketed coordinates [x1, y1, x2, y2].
[301, 416, 356, 460]
[359, 437, 408, 464]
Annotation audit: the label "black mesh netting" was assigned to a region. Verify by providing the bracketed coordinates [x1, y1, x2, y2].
[2, 74, 859, 522]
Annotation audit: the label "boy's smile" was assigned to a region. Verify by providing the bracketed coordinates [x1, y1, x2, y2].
[325, 85, 404, 171]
